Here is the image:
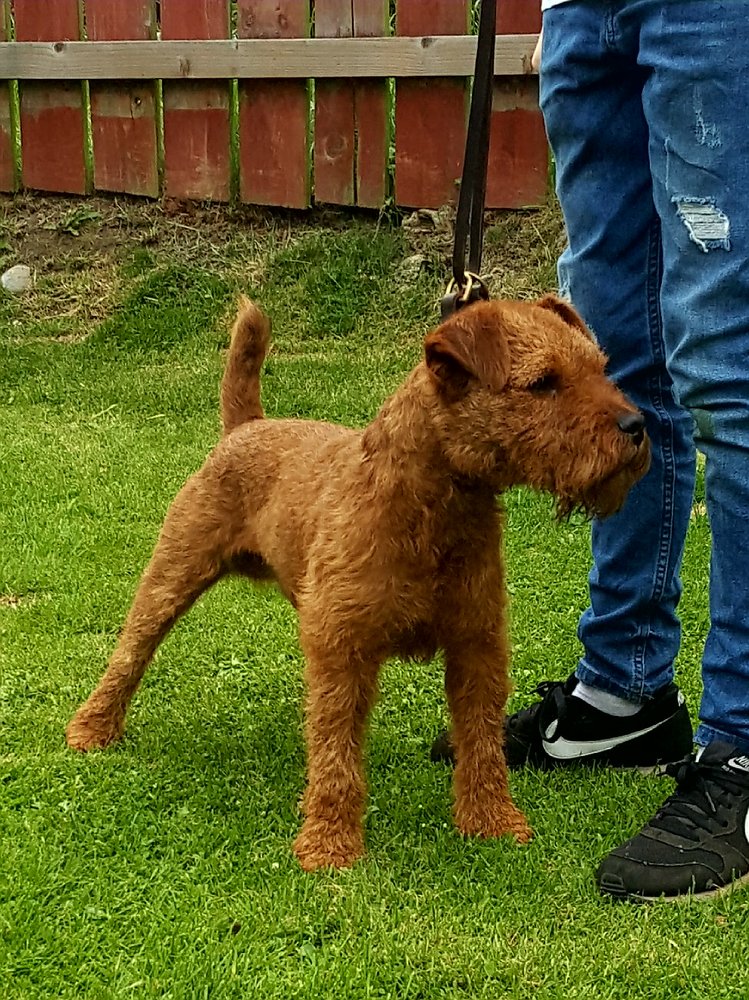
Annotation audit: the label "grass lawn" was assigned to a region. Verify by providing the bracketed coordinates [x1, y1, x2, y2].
[0, 195, 736, 1000]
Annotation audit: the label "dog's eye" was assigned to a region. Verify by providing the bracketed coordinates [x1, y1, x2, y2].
[528, 373, 560, 394]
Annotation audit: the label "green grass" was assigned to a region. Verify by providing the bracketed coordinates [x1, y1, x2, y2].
[0, 197, 727, 1000]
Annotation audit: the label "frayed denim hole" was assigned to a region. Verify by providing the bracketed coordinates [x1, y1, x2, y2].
[672, 197, 731, 253]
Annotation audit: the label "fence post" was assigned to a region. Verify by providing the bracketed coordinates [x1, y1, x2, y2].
[14, 0, 88, 194]
[86, 0, 160, 198]
[314, 0, 389, 209]
[487, 0, 546, 207]
[161, 0, 231, 203]
[237, 0, 311, 209]
[0, 0, 17, 192]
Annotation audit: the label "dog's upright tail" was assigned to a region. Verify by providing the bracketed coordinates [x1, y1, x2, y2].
[220, 295, 271, 435]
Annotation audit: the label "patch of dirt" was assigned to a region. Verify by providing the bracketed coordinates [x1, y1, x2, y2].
[0, 592, 41, 609]
[0, 192, 565, 336]
[400, 201, 565, 299]
[1, 193, 383, 270]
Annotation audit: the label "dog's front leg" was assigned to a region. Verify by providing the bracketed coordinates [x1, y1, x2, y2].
[445, 633, 532, 844]
[293, 640, 381, 871]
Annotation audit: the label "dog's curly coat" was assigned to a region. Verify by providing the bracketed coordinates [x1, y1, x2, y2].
[67, 295, 650, 870]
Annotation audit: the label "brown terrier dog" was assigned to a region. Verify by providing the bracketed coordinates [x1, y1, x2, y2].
[66, 295, 650, 871]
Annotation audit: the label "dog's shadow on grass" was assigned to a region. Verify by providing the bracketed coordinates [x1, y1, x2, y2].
[66, 634, 672, 881]
[82, 663, 459, 857]
[64, 696, 672, 891]
[360, 760, 676, 893]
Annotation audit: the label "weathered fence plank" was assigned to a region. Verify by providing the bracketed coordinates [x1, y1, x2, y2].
[237, 0, 311, 209]
[0, 0, 15, 192]
[314, 0, 389, 208]
[395, 0, 469, 209]
[161, 0, 231, 202]
[86, 0, 159, 197]
[497, 0, 540, 33]
[314, 0, 359, 206]
[487, 78, 548, 208]
[351, 1, 391, 208]
[14, 0, 87, 194]
[487, 0, 546, 207]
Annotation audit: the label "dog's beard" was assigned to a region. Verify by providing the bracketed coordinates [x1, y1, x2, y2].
[555, 445, 651, 521]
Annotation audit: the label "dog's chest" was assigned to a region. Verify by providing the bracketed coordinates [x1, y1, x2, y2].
[392, 622, 440, 663]
[382, 566, 467, 662]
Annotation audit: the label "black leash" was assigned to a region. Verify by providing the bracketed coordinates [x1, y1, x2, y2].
[441, 0, 497, 320]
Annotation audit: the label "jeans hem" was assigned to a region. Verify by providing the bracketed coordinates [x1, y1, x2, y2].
[695, 724, 749, 755]
[575, 660, 649, 703]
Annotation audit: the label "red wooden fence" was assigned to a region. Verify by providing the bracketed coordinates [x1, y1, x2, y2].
[0, 0, 544, 210]
[490, 0, 548, 206]
[237, 0, 311, 208]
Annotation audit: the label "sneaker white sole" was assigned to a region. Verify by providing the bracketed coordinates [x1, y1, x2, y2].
[604, 867, 749, 903]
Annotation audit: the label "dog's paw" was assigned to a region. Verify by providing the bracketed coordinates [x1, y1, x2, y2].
[293, 823, 365, 872]
[505, 815, 533, 845]
[455, 804, 533, 845]
[65, 711, 124, 752]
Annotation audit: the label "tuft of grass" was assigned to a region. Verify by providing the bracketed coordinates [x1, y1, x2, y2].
[86, 265, 232, 356]
[0, 196, 722, 1000]
[57, 205, 102, 238]
[263, 227, 437, 344]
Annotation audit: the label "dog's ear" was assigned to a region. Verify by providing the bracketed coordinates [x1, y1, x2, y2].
[424, 306, 510, 399]
[536, 294, 593, 339]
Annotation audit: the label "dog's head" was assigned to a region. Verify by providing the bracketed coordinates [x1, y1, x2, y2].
[423, 296, 650, 518]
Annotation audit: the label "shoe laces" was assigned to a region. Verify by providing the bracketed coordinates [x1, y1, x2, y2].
[651, 758, 749, 841]
[507, 680, 564, 733]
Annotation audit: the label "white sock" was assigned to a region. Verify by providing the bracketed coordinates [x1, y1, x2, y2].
[572, 680, 642, 717]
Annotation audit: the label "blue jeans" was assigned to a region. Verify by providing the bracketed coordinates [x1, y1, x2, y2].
[540, 0, 749, 750]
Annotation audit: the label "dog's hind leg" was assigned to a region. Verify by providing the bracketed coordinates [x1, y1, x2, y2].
[66, 474, 231, 752]
[293, 636, 382, 871]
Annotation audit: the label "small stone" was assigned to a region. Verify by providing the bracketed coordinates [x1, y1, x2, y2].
[400, 253, 427, 283]
[1, 264, 33, 293]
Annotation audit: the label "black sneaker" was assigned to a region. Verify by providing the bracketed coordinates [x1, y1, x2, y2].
[597, 742, 749, 900]
[429, 675, 693, 769]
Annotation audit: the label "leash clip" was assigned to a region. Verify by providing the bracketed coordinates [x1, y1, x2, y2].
[440, 272, 490, 320]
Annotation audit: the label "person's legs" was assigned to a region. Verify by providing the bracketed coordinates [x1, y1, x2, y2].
[638, 0, 749, 753]
[540, 0, 696, 704]
[594, 0, 749, 898]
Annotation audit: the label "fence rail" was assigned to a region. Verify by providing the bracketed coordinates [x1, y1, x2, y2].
[1, 36, 536, 79]
[0, 0, 546, 211]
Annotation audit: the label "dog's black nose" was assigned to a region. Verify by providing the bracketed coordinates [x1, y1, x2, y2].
[617, 411, 646, 446]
